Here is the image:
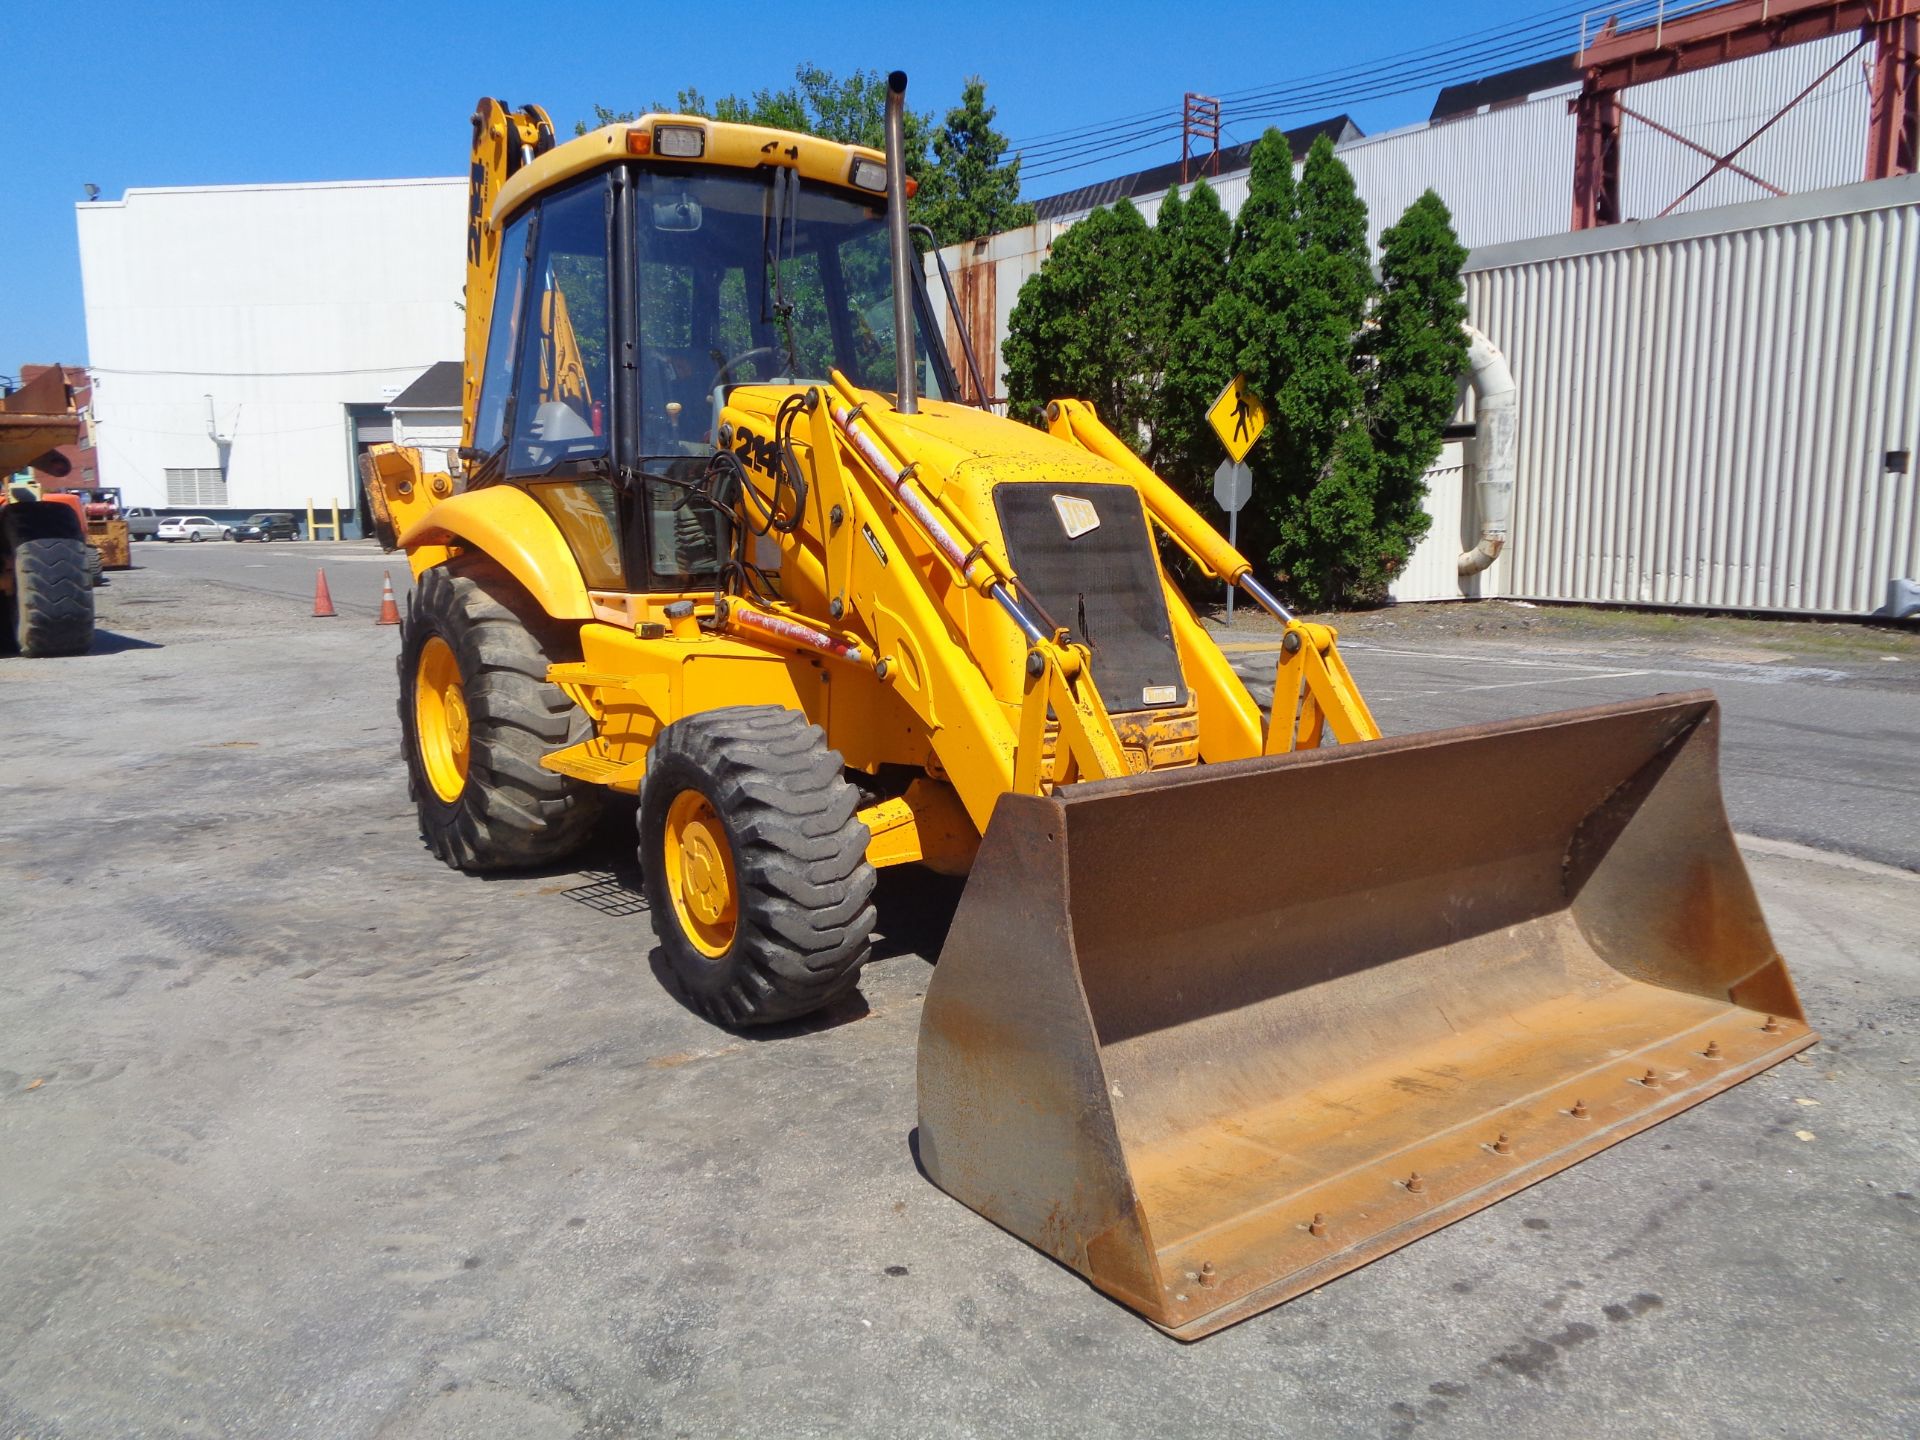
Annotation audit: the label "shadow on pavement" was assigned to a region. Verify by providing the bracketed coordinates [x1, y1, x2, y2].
[89, 630, 164, 654]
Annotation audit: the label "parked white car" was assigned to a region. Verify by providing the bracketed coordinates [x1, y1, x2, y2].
[157, 515, 232, 542]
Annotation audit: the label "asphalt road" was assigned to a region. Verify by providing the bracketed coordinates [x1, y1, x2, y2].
[126, 534, 409, 616]
[1217, 623, 1920, 872]
[3, 557, 1916, 1439]
[127, 540, 1920, 869]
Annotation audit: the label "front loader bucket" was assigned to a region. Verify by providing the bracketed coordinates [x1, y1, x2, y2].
[916, 693, 1813, 1340]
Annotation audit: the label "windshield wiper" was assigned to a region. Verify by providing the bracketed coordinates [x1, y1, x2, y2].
[760, 165, 801, 375]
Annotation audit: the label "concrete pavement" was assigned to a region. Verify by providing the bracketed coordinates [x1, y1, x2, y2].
[3, 556, 1915, 1438]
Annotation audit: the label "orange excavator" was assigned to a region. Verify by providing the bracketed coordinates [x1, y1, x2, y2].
[1, 369, 95, 656]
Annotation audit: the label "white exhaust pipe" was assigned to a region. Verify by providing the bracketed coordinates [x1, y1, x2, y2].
[1459, 324, 1515, 577]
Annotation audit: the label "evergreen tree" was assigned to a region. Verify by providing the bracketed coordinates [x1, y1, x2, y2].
[1148, 180, 1233, 508]
[917, 79, 1036, 247]
[1367, 190, 1470, 575]
[1203, 127, 1301, 578]
[1002, 200, 1158, 441]
[998, 127, 1474, 611]
[1268, 134, 1380, 605]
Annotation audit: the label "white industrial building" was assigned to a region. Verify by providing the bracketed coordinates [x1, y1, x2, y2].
[76, 177, 466, 534]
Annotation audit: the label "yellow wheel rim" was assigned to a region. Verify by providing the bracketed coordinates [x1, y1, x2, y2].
[664, 789, 739, 957]
[414, 634, 471, 804]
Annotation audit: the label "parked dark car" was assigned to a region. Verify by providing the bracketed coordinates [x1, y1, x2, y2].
[231, 512, 301, 542]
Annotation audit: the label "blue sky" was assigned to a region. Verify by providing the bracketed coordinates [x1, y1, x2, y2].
[2, 0, 1584, 375]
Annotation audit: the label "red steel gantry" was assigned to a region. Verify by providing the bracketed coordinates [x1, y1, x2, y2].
[1572, 0, 1920, 228]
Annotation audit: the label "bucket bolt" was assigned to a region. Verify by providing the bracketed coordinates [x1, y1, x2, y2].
[1406, 1171, 1426, 1193]
[1704, 1039, 1722, 1059]
[1493, 1132, 1514, 1156]
[1641, 1068, 1663, 1088]
[1308, 1213, 1328, 1238]
[1762, 1015, 1783, 1034]
[1199, 1261, 1217, 1288]
[1571, 1098, 1590, 1119]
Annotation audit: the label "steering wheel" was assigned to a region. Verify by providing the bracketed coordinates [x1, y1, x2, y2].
[706, 345, 778, 392]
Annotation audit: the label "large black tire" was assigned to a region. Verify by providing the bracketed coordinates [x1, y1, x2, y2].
[639, 706, 876, 1027]
[6, 537, 95, 657]
[397, 560, 602, 871]
[83, 543, 104, 588]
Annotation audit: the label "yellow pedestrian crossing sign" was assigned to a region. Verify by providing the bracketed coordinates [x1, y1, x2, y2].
[1207, 375, 1267, 463]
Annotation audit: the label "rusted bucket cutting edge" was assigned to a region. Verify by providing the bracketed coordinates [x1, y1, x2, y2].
[1150, 1027, 1816, 1340]
[916, 694, 1815, 1339]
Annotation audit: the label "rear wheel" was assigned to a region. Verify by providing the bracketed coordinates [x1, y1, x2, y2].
[398, 560, 602, 870]
[5, 537, 94, 657]
[639, 706, 876, 1026]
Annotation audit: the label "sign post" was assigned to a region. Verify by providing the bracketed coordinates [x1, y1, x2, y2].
[1207, 376, 1267, 621]
[1212, 460, 1252, 619]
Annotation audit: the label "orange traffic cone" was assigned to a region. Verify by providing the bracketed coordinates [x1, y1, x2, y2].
[376, 571, 401, 626]
[312, 569, 337, 618]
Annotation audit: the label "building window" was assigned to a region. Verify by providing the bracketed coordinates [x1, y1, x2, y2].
[165, 467, 227, 506]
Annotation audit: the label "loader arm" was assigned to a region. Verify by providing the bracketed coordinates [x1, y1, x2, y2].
[712, 375, 1121, 835]
[1044, 396, 1381, 753]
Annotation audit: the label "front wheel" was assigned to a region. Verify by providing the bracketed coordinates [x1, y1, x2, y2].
[398, 560, 603, 870]
[639, 707, 875, 1027]
[6, 537, 94, 656]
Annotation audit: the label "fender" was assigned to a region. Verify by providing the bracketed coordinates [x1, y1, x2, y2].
[397, 486, 592, 620]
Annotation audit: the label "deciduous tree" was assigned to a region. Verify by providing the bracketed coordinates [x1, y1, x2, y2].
[916, 79, 1036, 246]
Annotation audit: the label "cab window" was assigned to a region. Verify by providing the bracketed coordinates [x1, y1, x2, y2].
[472, 210, 533, 455]
[510, 175, 613, 475]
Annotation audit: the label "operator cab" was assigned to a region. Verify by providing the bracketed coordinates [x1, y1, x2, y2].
[466, 145, 957, 596]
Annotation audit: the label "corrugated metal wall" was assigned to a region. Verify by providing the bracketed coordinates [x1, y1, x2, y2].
[1021, 35, 1870, 255]
[1618, 33, 1870, 219]
[1389, 442, 1515, 603]
[1464, 178, 1920, 615]
[1338, 97, 1575, 252]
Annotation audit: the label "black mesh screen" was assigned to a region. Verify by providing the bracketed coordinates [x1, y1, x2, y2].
[993, 482, 1187, 712]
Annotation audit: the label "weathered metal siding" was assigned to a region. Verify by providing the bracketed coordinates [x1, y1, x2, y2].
[1389, 442, 1518, 602]
[1618, 33, 1871, 219]
[1464, 177, 1920, 615]
[1339, 97, 1577, 253]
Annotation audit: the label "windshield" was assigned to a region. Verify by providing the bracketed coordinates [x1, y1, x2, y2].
[633, 167, 949, 459]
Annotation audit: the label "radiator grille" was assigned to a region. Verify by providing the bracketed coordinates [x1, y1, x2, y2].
[994, 482, 1186, 712]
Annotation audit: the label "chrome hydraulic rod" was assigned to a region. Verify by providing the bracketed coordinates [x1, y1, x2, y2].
[1237, 574, 1295, 626]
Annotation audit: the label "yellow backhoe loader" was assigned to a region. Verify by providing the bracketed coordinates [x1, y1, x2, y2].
[363, 76, 1814, 1339]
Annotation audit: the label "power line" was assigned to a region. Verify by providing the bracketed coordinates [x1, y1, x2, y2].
[1007, 0, 1713, 185]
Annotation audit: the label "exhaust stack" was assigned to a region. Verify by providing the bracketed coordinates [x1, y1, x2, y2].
[884, 70, 918, 415]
